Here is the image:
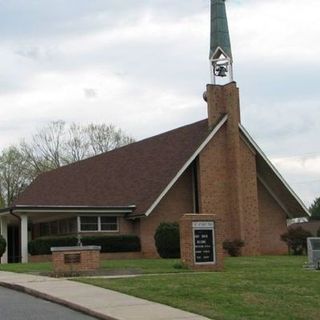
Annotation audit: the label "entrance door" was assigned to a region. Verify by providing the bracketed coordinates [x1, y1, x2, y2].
[8, 225, 21, 263]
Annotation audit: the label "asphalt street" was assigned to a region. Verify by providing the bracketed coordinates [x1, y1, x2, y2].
[0, 286, 97, 320]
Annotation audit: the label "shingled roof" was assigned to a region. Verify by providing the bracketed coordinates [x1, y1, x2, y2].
[15, 119, 211, 216]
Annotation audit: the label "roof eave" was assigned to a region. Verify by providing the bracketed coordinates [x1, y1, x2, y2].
[3, 205, 136, 215]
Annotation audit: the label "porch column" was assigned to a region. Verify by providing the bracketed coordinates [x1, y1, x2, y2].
[21, 214, 28, 263]
[0, 216, 8, 264]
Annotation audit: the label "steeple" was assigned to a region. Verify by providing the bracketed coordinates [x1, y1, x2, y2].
[209, 0, 233, 84]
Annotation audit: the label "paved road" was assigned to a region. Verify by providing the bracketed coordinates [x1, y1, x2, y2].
[0, 286, 97, 320]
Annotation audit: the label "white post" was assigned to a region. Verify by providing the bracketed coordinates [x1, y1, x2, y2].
[0, 216, 8, 264]
[21, 215, 28, 263]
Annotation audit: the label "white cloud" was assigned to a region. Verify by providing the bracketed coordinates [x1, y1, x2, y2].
[0, 0, 319, 205]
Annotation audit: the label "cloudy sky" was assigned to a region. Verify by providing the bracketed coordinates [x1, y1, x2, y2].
[0, 0, 319, 206]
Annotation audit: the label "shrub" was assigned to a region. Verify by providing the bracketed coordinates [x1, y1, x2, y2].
[0, 235, 6, 258]
[223, 239, 245, 257]
[281, 227, 312, 255]
[81, 235, 140, 253]
[28, 236, 78, 255]
[154, 222, 180, 258]
[28, 235, 141, 255]
[317, 227, 320, 237]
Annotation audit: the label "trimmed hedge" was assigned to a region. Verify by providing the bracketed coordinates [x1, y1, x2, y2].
[154, 222, 180, 259]
[28, 236, 78, 255]
[28, 235, 141, 255]
[81, 235, 140, 253]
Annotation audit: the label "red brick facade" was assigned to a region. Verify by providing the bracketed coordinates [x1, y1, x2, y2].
[139, 167, 194, 257]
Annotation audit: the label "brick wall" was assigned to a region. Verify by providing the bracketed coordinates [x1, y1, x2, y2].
[239, 138, 261, 255]
[199, 83, 243, 244]
[257, 180, 288, 254]
[139, 167, 194, 257]
[52, 249, 100, 273]
[198, 124, 232, 237]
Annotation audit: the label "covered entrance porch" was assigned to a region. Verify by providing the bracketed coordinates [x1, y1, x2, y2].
[0, 205, 135, 264]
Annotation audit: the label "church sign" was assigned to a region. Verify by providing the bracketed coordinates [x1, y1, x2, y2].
[192, 221, 216, 264]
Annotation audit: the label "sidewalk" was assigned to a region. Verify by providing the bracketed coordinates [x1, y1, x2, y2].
[0, 271, 210, 320]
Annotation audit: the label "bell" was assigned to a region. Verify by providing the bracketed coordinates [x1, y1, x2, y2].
[215, 65, 227, 77]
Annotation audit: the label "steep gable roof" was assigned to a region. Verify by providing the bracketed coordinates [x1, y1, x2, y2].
[240, 124, 310, 218]
[15, 119, 212, 215]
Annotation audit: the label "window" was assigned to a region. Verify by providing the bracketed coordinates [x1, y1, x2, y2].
[39, 218, 78, 237]
[101, 217, 118, 231]
[79, 216, 119, 232]
[80, 216, 99, 231]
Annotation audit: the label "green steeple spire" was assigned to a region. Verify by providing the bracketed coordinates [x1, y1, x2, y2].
[210, 0, 232, 61]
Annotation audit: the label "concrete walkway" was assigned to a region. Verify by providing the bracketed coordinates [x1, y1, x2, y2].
[0, 271, 210, 320]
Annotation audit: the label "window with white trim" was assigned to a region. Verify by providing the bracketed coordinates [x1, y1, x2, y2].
[79, 216, 118, 232]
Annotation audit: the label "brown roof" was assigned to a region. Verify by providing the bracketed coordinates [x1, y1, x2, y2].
[15, 119, 210, 215]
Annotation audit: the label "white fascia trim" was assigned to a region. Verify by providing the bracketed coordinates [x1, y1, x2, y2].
[239, 124, 311, 217]
[12, 209, 132, 214]
[145, 114, 228, 217]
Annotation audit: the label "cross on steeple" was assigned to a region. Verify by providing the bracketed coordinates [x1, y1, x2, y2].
[209, 0, 233, 84]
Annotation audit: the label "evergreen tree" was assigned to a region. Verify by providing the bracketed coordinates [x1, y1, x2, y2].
[309, 197, 320, 220]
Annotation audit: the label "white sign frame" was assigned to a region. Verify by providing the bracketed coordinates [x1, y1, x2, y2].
[192, 221, 216, 265]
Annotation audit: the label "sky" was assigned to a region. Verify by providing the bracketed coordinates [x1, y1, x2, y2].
[0, 0, 319, 206]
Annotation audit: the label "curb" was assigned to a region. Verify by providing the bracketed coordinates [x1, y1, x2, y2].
[0, 281, 118, 320]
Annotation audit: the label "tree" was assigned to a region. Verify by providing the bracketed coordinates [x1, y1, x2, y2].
[0, 146, 33, 206]
[309, 197, 320, 220]
[86, 124, 135, 155]
[0, 121, 134, 208]
[281, 227, 312, 255]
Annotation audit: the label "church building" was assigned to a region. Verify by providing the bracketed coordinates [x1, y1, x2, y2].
[0, 0, 309, 263]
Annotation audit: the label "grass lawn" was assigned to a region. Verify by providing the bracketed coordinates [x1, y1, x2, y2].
[0, 261, 52, 273]
[76, 256, 320, 320]
[0, 258, 187, 274]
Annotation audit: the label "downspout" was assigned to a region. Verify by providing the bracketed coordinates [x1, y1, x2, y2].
[9, 208, 21, 222]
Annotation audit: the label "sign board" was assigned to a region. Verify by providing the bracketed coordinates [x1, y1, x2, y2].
[193, 221, 215, 264]
[64, 253, 81, 264]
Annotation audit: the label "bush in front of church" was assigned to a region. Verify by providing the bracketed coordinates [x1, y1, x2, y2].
[0, 235, 6, 258]
[154, 222, 180, 259]
[223, 239, 244, 257]
[281, 227, 312, 255]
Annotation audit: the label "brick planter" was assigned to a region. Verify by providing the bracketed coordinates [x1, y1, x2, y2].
[51, 246, 101, 273]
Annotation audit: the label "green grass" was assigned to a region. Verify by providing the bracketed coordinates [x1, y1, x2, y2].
[100, 258, 189, 274]
[0, 258, 187, 274]
[0, 261, 52, 273]
[76, 256, 320, 320]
